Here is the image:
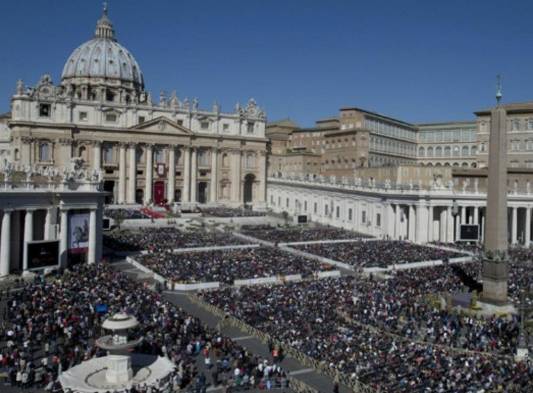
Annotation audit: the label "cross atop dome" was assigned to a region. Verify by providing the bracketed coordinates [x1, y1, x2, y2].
[95, 1, 115, 40]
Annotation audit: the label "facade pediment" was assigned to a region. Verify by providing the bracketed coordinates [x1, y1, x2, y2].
[130, 116, 194, 135]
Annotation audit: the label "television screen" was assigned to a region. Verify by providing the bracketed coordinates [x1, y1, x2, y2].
[27, 240, 59, 269]
[297, 215, 308, 224]
[460, 224, 479, 241]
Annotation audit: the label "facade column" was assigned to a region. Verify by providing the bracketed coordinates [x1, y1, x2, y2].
[0, 210, 12, 276]
[118, 143, 127, 204]
[210, 148, 218, 203]
[144, 144, 153, 204]
[257, 151, 267, 204]
[446, 206, 454, 243]
[439, 208, 447, 242]
[190, 148, 198, 203]
[474, 206, 479, 225]
[408, 205, 416, 241]
[525, 207, 531, 246]
[481, 210, 486, 243]
[182, 147, 191, 203]
[167, 146, 176, 203]
[59, 208, 68, 268]
[511, 206, 518, 245]
[231, 149, 242, 204]
[127, 143, 136, 204]
[22, 209, 34, 272]
[93, 141, 102, 170]
[88, 209, 96, 264]
[386, 203, 394, 239]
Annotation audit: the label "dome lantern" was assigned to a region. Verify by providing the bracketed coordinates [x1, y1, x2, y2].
[95, 2, 115, 40]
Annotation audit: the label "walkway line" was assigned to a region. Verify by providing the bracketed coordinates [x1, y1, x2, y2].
[289, 368, 314, 376]
[231, 335, 255, 341]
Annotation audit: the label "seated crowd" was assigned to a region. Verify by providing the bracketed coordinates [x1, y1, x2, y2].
[201, 265, 532, 392]
[294, 241, 465, 267]
[239, 225, 370, 243]
[200, 207, 266, 218]
[104, 208, 149, 220]
[138, 247, 331, 284]
[104, 227, 246, 252]
[0, 264, 289, 392]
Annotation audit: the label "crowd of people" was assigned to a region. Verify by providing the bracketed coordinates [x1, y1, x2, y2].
[138, 247, 331, 284]
[294, 241, 465, 268]
[200, 207, 266, 218]
[201, 268, 532, 392]
[105, 208, 150, 220]
[104, 227, 247, 252]
[0, 264, 290, 392]
[239, 225, 369, 243]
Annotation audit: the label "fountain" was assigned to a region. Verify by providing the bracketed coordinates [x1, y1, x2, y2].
[59, 312, 174, 393]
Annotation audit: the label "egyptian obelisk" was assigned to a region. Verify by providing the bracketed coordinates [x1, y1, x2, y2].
[482, 76, 509, 305]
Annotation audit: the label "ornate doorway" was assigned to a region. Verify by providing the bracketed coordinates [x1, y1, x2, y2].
[243, 174, 255, 204]
[153, 181, 165, 205]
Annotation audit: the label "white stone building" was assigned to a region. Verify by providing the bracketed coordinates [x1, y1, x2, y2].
[3, 6, 267, 207]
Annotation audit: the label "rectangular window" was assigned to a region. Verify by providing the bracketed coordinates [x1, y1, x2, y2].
[278, 197, 281, 206]
[325, 205, 328, 215]
[247, 122, 254, 134]
[314, 202, 317, 213]
[270, 195, 274, 205]
[79, 111, 88, 121]
[304, 201, 307, 212]
[105, 113, 117, 122]
[286, 198, 289, 208]
[138, 116, 145, 124]
[201, 121, 210, 130]
[223, 123, 230, 132]
[39, 104, 51, 117]
[177, 119, 184, 126]
[362, 211, 366, 224]
[348, 208, 353, 221]
[336, 206, 340, 218]
[376, 213, 381, 227]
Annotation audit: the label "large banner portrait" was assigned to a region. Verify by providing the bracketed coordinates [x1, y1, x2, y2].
[69, 212, 90, 253]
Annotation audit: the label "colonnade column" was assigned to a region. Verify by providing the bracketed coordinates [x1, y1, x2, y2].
[190, 148, 198, 203]
[118, 143, 126, 204]
[428, 206, 434, 242]
[22, 209, 34, 272]
[408, 205, 416, 241]
[93, 141, 101, 170]
[474, 206, 479, 225]
[0, 210, 12, 276]
[455, 207, 461, 242]
[44, 208, 52, 240]
[59, 208, 68, 268]
[461, 206, 467, 224]
[144, 144, 153, 205]
[446, 206, 454, 243]
[416, 204, 428, 243]
[231, 149, 242, 203]
[182, 147, 191, 203]
[88, 209, 96, 264]
[127, 143, 136, 204]
[210, 148, 218, 203]
[525, 207, 531, 246]
[386, 203, 394, 239]
[395, 204, 402, 240]
[511, 206, 518, 245]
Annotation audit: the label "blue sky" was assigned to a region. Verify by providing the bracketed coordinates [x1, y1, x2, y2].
[1, 0, 533, 126]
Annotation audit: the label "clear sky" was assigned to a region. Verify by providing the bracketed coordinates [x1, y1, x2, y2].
[1, 0, 533, 127]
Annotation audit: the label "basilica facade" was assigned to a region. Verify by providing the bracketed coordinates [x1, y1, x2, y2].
[4, 7, 268, 207]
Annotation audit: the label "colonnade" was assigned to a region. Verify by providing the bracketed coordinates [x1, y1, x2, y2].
[0, 207, 99, 276]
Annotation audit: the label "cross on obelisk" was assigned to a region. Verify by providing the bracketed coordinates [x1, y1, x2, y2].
[482, 75, 509, 305]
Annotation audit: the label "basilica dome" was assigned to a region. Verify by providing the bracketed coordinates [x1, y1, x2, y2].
[61, 6, 144, 92]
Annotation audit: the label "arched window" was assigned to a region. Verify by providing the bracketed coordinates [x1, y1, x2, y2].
[444, 146, 451, 157]
[14, 148, 20, 161]
[418, 146, 425, 157]
[453, 146, 460, 157]
[427, 147, 433, 156]
[222, 153, 229, 168]
[462, 146, 469, 156]
[471, 146, 477, 156]
[78, 145, 87, 161]
[435, 146, 442, 157]
[198, 150, 209, 167]
[39, 142, 51, 162]
[246, 152, 256, 168]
